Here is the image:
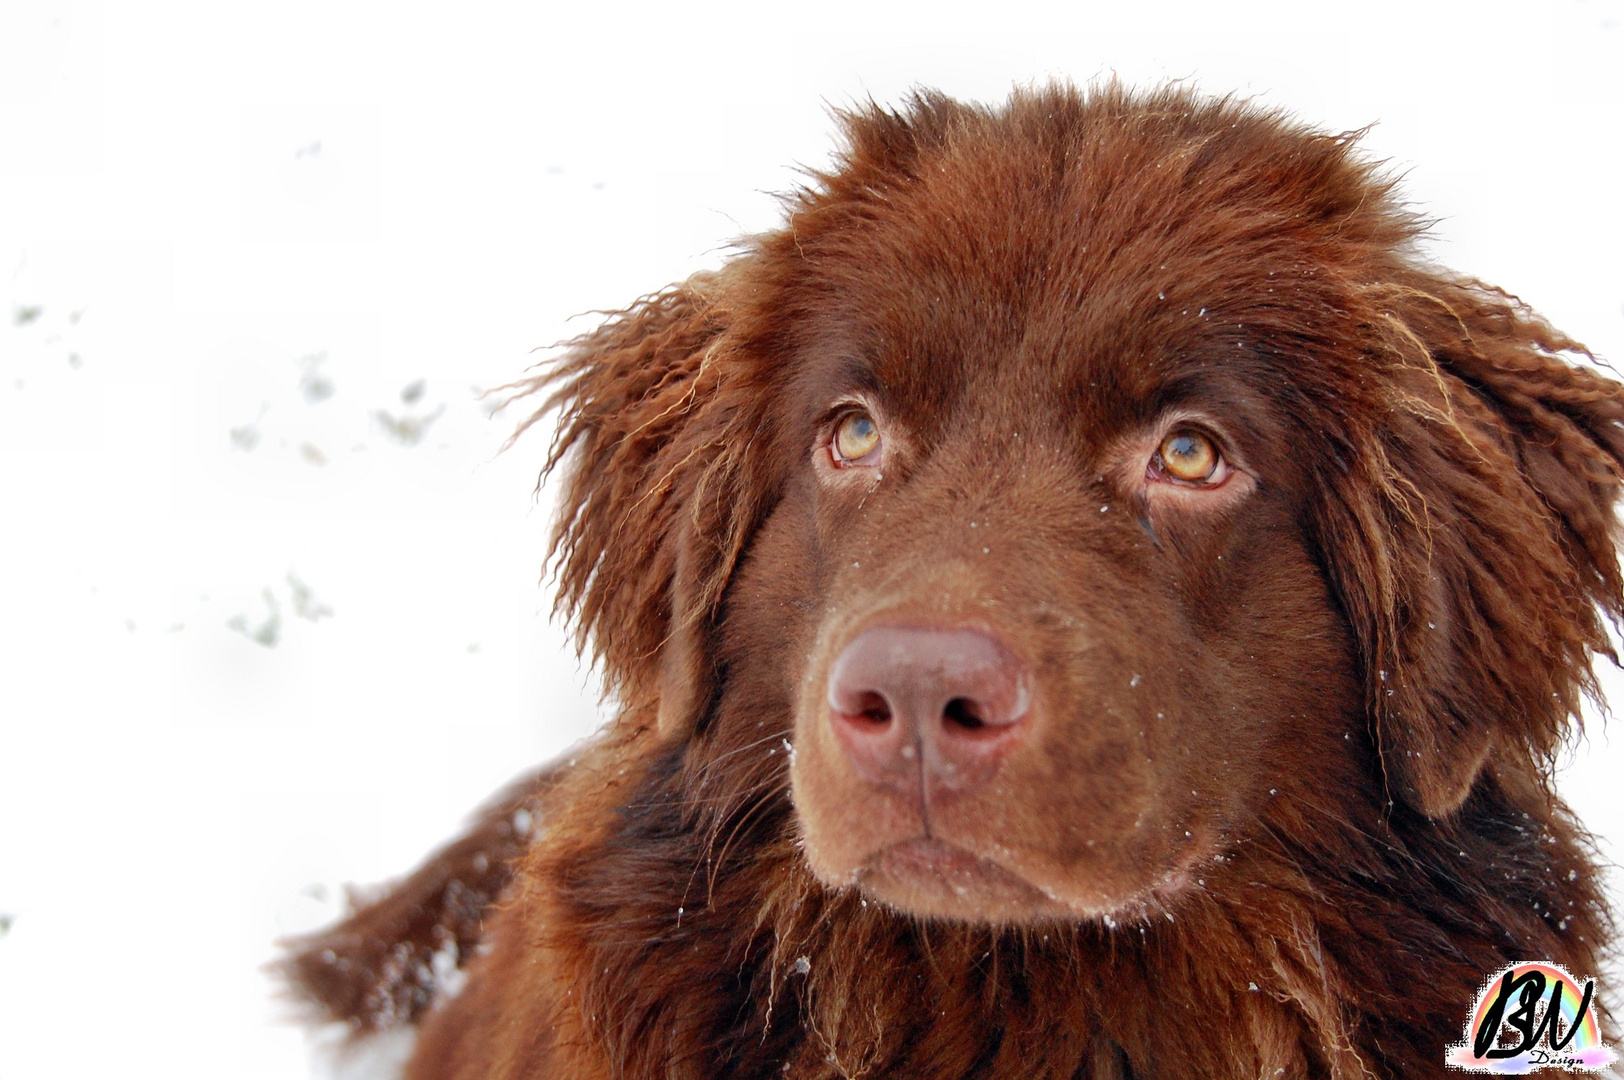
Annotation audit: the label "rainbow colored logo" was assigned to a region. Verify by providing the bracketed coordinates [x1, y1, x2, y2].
[1446, 962, 1616, 1073]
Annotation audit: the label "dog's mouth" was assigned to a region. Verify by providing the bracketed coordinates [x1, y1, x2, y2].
[849, 832, 1208, 925]
[857, 837, 1087, 922]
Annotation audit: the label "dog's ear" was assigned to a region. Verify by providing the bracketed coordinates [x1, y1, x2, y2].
[509, 271, 769, 735]
[1317, 278, 1624, 818]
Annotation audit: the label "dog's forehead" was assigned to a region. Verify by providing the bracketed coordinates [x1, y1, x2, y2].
[779, 130, 1338, 439]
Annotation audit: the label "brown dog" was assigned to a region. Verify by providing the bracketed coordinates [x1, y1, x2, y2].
[285, 83, 1621, 1079]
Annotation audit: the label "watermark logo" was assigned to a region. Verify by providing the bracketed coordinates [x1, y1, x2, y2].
[1447, 962, 1616, 1073]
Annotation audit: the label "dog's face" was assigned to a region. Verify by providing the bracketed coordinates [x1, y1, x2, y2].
[538, 86, 1619, 932]
[710, 130, 1362, 923]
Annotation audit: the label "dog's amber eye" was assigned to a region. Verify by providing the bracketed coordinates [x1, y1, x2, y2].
[833, 412, 882, 465]
[1158, 430, 1220, 483]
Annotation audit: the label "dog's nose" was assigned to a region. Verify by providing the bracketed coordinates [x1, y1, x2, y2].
[827, 625, 1031, 799]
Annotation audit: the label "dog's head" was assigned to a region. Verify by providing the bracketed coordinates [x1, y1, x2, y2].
[520, 85, 1624, 926]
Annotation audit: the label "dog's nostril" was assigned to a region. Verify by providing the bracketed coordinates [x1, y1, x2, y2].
[852, 691, 892, 724]
[943, 697, 985, 730]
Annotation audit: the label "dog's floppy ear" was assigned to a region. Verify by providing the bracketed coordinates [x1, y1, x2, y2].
[509, 270, 769, 735]
[1317, 277, 1624, 818]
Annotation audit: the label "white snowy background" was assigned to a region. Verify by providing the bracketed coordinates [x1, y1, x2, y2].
[1, 2, 1621, 1077]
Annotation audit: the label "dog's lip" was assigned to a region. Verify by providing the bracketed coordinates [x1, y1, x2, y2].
[853, 835, 1209, 923]
[877, 837, 989, 876]
[863, 837, 1049, 901]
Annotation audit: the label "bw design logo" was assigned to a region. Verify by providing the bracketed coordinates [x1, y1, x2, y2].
[1447, 962, 1617, 1073]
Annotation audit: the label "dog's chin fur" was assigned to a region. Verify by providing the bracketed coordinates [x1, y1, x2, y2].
[283, 82, 1622, 1080]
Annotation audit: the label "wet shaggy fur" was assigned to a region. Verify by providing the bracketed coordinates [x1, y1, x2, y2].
[284, 84, 1624, 1079]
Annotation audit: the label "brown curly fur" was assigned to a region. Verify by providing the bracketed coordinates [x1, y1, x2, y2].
[283, 83, 1622, 1079]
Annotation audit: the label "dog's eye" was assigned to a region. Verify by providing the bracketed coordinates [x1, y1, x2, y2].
[1156, 430, 1222, 484]
[833, 411, 882, 466]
